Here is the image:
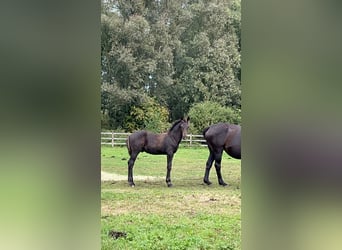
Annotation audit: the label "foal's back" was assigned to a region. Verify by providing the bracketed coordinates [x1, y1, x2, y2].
[128, 130, 168, 155]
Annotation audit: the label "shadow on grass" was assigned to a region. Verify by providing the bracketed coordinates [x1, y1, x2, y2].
[102, 177, 240, 190]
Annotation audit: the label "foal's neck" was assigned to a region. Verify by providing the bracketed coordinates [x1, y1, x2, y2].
[168, 124, 182, 145]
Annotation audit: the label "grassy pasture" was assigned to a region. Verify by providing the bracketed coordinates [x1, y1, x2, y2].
[101, 146, 241, 250]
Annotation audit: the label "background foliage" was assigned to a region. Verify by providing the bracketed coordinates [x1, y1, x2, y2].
[101, 0, 241, 132]
[189, 101, 241, 134]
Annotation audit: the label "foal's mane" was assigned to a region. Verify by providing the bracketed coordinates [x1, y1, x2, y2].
[168, 119, 183, 133]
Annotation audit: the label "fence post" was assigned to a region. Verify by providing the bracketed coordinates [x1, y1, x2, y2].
[111, 132, 114, 147]
[190, 134, 192, 147]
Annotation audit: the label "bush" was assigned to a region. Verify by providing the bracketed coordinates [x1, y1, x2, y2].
[188, 101, 241, 134]
[126, 97, 170, 132]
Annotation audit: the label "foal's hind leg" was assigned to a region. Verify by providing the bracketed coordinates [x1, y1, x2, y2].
[204, 149, 214, 185]
[213, 149, 227, 186]
[128, 152, 139, 187]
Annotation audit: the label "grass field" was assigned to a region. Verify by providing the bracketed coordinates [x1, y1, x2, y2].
[101, 145, 241, 250]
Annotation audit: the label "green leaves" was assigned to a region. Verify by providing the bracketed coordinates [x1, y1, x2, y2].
[129, 97, 170, 132]
[189, 101, 241, 134]
[101, 0, 241, 130]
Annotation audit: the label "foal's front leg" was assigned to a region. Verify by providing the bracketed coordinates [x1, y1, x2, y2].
[166, 154, 174, 187]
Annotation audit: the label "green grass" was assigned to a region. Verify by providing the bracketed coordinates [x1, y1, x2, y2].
[101, 146, 241, 250]
[101, 146, 240, 186]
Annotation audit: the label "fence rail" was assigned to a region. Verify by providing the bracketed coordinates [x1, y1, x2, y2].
[101, 132, 207, 147]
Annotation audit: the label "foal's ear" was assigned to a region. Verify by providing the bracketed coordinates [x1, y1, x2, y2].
[182, 116, 190, 123]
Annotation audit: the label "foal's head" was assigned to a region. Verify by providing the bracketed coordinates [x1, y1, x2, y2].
[169, 117, 190, 139]
[180, 117, 190, 139]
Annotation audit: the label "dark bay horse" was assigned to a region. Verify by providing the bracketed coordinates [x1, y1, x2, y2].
[202, 122, 241, 186]
[127, 117, 190, 187]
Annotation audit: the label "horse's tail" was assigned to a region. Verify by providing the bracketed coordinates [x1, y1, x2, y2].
[202, 126, 210, 138]
[126, 136, 132, 156]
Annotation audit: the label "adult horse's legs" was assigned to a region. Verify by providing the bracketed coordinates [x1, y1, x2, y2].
[128, 151, 139, 187]
[213, 149, 227, 186]
[166, 154, 174, 187]
[204, 149, 214, 185]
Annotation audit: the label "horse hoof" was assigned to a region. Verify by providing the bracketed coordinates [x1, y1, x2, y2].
[167, 183, 173, 187]
[204, 180, 212, 185]
[129, 183, 135, 187]
[219, 182, 228, 187]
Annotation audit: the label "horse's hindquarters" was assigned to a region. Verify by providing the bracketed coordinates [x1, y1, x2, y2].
[226, 145, 241, 159]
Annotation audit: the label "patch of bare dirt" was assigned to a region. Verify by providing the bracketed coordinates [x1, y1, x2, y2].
[101, 171, 161, 181]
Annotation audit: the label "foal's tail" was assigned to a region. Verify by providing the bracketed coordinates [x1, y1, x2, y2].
[126, 136, 132, 156]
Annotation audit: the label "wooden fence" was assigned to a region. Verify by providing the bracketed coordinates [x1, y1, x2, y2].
[101, 132, 207, 147]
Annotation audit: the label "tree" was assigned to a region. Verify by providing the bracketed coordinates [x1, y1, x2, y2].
[101, 0, 241, 131]
[101, 83, 145, 130]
